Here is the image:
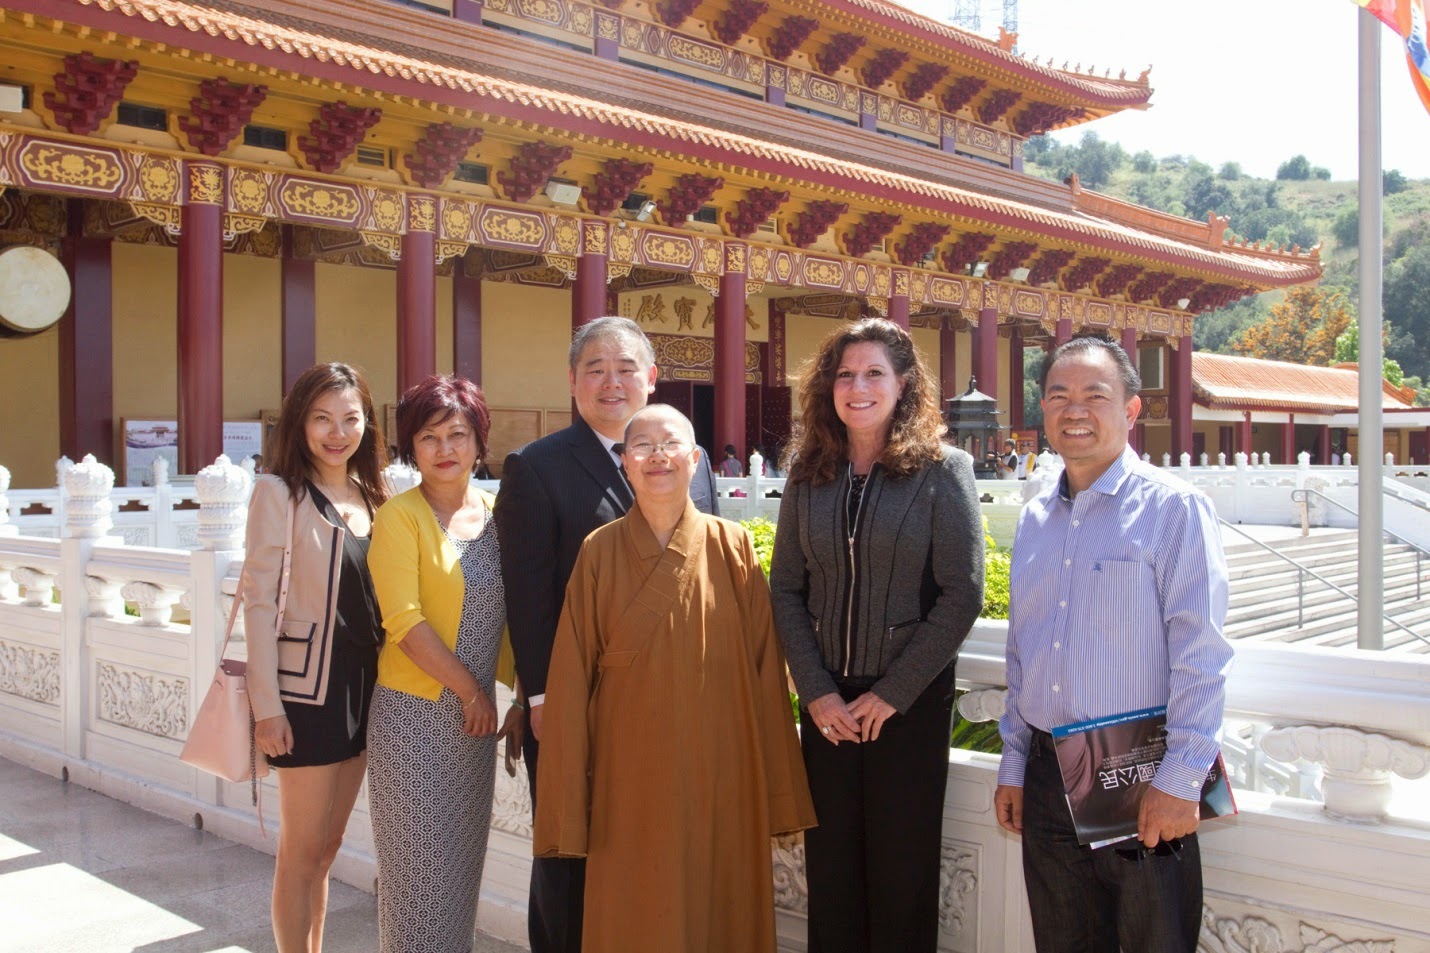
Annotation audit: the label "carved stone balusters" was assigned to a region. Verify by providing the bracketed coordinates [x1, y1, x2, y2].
[85, 575, 125, 618]
[64, 454, 114, 539]
[120, 581, 184, 626]
[955, 689, 1007, 724]
[1261, 725, 1430, 821]
[12, 568, 58, 607]
[195, 454, 251, 552]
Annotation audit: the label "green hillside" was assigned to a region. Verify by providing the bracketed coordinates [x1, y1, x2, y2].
[1023, 134, 1430, 399]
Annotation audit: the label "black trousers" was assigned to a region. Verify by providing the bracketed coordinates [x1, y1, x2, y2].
[800, 666, 956, 953]
[1022, 729, 1203, 953]
[524, 719, 585, 953]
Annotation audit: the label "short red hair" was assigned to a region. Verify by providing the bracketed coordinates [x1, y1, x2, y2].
[395, 375, 491, 470]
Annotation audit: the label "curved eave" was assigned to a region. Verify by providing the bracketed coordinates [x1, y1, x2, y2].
[793, 0, 1155, 110]
[25, 0, 1312, 290]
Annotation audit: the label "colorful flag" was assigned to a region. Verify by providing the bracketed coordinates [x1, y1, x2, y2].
[1352, 0, 1430, 113]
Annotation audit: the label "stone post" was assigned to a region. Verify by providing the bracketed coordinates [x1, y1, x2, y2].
[60, 454, 116, 758]
[1261, 725, 1430, 822]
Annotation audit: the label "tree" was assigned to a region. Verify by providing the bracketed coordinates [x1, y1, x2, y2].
[1384, 246, 1430, 380]
[1218, 161, 1242, 181]
[1183, 169, 1236, 221]
[1311, 166, 1332, 181]
[1383, 169, 1409, 195]
[1232, 285, 1354, 365]
[1276, 154, 1312, 181]
[1068, 132, 1126, 190]
[1332, 207, 1359, 247]
[1334, 318, 1405, 384]
[1131, 150, 1157, 174]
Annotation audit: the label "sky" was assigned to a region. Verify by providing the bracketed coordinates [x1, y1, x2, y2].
[899, 0, 1430, 180]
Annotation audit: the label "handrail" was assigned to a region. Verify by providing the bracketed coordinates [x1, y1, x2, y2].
[1292, 487, 1430, 560]
[1218, 518, 1428, 647]
[1381, 479, 1430, 517]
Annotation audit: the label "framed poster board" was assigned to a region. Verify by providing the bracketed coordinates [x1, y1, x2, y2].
[120, 418, 269, 485]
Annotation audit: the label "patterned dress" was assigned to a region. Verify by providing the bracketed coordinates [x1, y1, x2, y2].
[367, 506, 506, 953]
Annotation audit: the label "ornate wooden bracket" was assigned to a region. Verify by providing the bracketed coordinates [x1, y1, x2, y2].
[544, 254, 578, 280]
[844, 211, 903, 258]
[788, 199, 848, 249]
[693, 273, 721, 296]
[714, 0, 768, 46]
[583, 158, 653, 217]
[298, 102, 381, 174]
[222, 213, 267, 242]
[901, 63, 949, 103]
[1127, 270, 1175, 304]
[1094, 263, 1143, 299]
[988, 241, 1038, 280]
[404, 123, 483, 190]
[725, 187, 788, 239]
[45, 52, 139, 136]
[1059, 256, 1110, 293]
[1011, 101, 1086, 138]
[815, 33, 866, 77]
[939, 76, 987, 115]
[659, 173, 723, 224]
[860, 49, 909, 91]
[1188, 282, 1247, 314]
[1158, 276, 1202, 311]
[940, 231, 996, 273]
[497, 140, 573, 203]
[1026, 249, 1076, 287]
[766, 15, 819, 62]
[652, 0, 700, 28]
[976, 89, 1023, 126]
[893, 222, 949, 266]
[179, 78, 267, 156]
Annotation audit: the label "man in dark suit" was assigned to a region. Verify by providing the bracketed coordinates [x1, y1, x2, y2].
[493, 316, 718, 953]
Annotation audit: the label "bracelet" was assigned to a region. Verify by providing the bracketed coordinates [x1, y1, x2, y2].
[463, 693, 483, 710]
[510, 699, 525, 711]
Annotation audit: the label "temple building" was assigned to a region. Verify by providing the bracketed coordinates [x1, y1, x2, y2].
[0, 0, 1324, 487]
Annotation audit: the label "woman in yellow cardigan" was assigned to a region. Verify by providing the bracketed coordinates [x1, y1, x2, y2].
[367, 375, 515, 953]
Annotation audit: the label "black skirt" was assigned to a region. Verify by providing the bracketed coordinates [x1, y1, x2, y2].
[268, 484, 383, 769]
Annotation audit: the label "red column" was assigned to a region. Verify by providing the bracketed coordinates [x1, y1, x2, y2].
[1170, 335, 1194, 459]
[1239, 412, 1254, 457]
[452, 0, 482, 22]
[59, 201, 114, 465]
[178, 161, 224, 473]
[1054, 317, 1072, 348]
[453, 250, 482, 384]
[280, 225, 315, 395]
[939, 318, 958, 400]
[715, 244, 747, 459]
[1120, 326, 1138, 370]
[973, 306, 998, 403]
[573, 223, 608, 331]
[397, 196, 437, 395]
[887, 269, 910, 331]
[1010, 326, 1024, 430]
[1282, 413, 1297, 464]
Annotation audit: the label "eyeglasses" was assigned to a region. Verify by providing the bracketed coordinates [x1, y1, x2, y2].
[620, 439, 692, 460]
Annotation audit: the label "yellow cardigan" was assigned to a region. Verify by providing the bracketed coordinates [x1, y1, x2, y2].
[368, 485, 514, 700]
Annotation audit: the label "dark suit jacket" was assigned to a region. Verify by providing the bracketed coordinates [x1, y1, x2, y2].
[493, 415, 719, 699]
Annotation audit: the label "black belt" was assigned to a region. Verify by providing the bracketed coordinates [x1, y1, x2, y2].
[1029, 727, 1057, 756]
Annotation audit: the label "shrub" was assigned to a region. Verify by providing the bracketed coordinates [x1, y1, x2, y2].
[1276, 154, 1312, 181]
[1384, 169, 1409, 195]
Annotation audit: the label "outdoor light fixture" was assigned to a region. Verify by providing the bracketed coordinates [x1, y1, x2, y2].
[970, 261, 990, 278]
[634, 199, 657, 222]
[1008, 266, 1031, 283]
[1177, 297, 1191, 310]
[543, 177, 582, 206]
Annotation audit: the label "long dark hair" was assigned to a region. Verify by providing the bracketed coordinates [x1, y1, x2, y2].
[786, 318, 945, 486]
[266, 362, 389, 511]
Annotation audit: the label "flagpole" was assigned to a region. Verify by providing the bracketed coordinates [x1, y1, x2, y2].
[1357, 7, 1384, 651]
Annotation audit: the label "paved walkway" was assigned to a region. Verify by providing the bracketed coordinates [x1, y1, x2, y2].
[0, 757, 525, 953]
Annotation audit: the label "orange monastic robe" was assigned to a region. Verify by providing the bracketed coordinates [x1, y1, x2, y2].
[533, 500, 816, 953]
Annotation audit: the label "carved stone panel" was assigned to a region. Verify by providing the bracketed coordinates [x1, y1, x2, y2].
[939, 840, 979, 947]
[96, 662, 188, 739]
[0, 639, 61, 705]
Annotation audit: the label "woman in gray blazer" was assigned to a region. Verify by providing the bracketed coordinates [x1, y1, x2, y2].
[770, 319, 984, 953]
[244, 362, 389, 953]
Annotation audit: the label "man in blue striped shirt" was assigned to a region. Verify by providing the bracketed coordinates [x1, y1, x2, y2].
[995, 336, 1232, 953]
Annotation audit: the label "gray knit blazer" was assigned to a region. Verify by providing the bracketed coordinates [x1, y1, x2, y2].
[769, 444, 985, 713]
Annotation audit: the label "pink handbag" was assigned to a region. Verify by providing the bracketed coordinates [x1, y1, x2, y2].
[181, 498, 294, 807]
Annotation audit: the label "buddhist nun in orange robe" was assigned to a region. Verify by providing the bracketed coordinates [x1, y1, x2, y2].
[533, 404, 816, 953]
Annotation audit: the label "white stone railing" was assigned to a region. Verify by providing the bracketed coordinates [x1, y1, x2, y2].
[3, 453, 1430, 950]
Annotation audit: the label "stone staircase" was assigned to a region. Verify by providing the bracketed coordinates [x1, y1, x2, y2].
[1224, 530, 1430, 653]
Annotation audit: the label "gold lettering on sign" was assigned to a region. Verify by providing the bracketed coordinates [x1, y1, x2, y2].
[20, 144, 123, 192]
[281, 181, 360, 222]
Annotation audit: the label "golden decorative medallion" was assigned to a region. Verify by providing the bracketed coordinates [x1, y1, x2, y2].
[747, 245, 769, 279]
[189, 164, 224, 205]
[896, 104, 922, 128]
[788, 71, 807, 96]
[774, 253, 793, 283]
[852, 264, 870, 294]
[583, 221, 608, 256]
[700, 243, 722, 274]
[228, 169, 270, 214]
[768, 65, 787, 88]
[802, 258, 843, 289]
[570, 6, 592, 35]
[971, 128, 996, 151]
[642, 233, 696, 269]
[861, 93, 879, 114]
[808, 78, 840, 105]
[1149, 311, 1173, 334]
[550, 215, 580, 255]
[622, 21, 644, 48]
[596, 12, 619, 40]
[873, 267, 890, 298]
[1015, 290, 1045, 316]
[1085, 302, 1114, 327]
[517, 0, 563, 24]
[724, 243, 746, 274]
[668, 35, 727, 71]
[893, 269, 910, 298]
[280, 181, 361, 223]
[877, 98, 893, 122]
[20, 144, 123, 192]
[369, 192, 405, 232]
[442, 200, 475, 240]
[480, 208, 547, 248]
[137, 158, 179, 205]
[409, 196, 436, 233]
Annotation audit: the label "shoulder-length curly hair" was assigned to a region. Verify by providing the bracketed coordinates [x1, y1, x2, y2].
[785, 318, 946, 486]
[266, 362, 389, 512]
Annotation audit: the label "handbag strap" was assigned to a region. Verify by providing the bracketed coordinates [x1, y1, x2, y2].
[219, 492, 296, 661]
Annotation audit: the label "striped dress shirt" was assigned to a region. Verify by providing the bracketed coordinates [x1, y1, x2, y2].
[996, 446, 1233, 802]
